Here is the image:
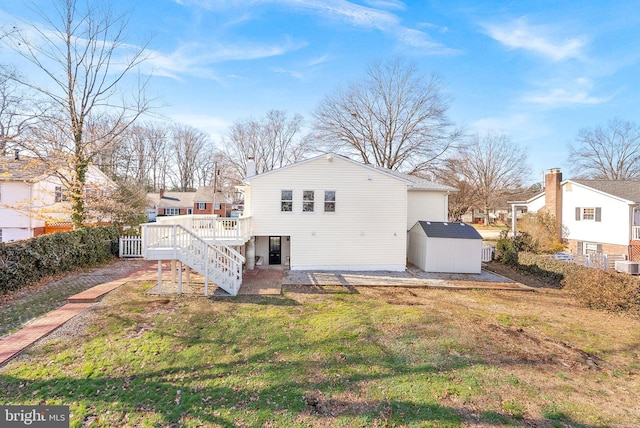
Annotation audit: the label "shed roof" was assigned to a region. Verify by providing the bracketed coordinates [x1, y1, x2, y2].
[416, 221, 482, 239]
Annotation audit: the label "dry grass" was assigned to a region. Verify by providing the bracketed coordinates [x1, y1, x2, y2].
[1, 274, 639, 427]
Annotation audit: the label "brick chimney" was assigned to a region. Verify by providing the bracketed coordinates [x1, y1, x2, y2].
[544, 168, 562, 240]
[159, 188, 165, 199]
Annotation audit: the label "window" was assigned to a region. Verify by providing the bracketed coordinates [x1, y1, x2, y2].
[214, 202, 222, 210]
[281, 190, 293, 212]
[324, 191, 335, 212]
[575, 207, 601, 222]
[303, 190, 314, 212]
[186, 208, 193, 214]
[197, 202, 206, 210]
[55, 186, 68, 203]
[165, 208, 180, 216]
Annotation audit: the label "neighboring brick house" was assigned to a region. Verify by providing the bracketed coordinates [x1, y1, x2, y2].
[147, 187, 233, 219]
[193, 186, 232, 217]
[147, 189, 196, 218]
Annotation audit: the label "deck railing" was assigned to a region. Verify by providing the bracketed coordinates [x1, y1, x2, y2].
[632, 225, 640, 241]
[155, 214, 252, 243]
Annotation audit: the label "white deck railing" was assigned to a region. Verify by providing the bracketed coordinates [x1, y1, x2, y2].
[481, 245, 494, 262]
[142, 223, 245, 296]
[119, 236, 143, 258]
[632, 225, 640, 241]
[155, 214, 252, 243]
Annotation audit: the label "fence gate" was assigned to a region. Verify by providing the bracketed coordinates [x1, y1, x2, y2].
[119, 236, 143, 258]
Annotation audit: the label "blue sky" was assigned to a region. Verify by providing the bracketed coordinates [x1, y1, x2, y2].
[2, 0, 639, 184]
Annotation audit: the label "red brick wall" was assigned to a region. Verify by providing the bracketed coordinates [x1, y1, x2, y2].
[194, 203, 213, 214]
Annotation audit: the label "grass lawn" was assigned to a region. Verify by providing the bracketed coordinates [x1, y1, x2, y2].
[1, 279, 639, 427]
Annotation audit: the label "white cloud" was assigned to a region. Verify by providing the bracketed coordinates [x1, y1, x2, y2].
[145, 38, 308, 80]
[523, 77, 611, 107]
[482, 18, 587, 61]
[169, 113, 231, 141]
[176, 0, 454, 55]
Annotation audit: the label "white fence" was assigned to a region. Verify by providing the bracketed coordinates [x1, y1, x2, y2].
[481, 245, 494, 262]
[119, 236, 143, 258]
[552, 252, 627, 270]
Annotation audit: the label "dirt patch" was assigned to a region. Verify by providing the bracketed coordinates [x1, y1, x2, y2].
[483, 261, 557, 289]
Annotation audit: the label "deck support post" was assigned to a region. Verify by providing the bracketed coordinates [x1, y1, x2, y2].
[178, 261, 183, 294]
[171, 260, 177, 285]
[246, 237, 255, 270]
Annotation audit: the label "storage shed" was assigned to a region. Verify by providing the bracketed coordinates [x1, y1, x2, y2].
[408, 221, 483, 274]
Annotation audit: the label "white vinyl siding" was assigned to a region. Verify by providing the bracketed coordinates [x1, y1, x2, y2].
[407, 190, 448, 229]
[562, 184, 627, 246]
[246, 156, 407, 270]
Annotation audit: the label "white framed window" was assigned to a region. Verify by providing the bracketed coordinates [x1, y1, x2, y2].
[281, 190, 293, 212]
[165, 208, 180, 215]
[575, 207, 601, 222]
[303, 190, 314, 212]
[55, 186, 68, 203]
[197, 202, 206, 210]
[186, 208, 192, 214]
[582, 207, 595, 220]
[324, 190, 335, 212]
[214, 202, 222, 210]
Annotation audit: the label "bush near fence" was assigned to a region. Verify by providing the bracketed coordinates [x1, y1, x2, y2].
[563, 269, 640, 313]
[0, 226, 119, 294]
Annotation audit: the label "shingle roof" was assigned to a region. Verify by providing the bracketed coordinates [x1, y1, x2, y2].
[571, 180, 640, 203]
[147, 192, 196, 208]
[0, 156, 55, 182]
[193, 186, 232, 203]
[416, 221, 482, 239]
[372, 167, 458, 192]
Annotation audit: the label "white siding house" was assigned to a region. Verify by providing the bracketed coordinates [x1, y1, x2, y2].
[0, 156, 114, 242]
[242, 153, 455, 271]
[525, 169, 640, 259]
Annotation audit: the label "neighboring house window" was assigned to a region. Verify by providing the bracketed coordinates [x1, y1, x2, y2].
[197, 202, 206, 210]
[575, 207, 601, 222]
[165, 208, 180, 215]
[578, 241, 602, 255]
[55, 186, 68, 202]
[324, 191, 335, 212]
[281, 190, 293, 212]
[186, 208, 192, 214]
[303, 190, 314, 212]
[214, 202, 221, 210]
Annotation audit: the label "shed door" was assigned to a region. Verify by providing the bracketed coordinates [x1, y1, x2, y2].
[269, 236, 281, 265]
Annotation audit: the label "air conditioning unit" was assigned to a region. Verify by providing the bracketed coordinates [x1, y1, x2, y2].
[615, 261, 640, 274]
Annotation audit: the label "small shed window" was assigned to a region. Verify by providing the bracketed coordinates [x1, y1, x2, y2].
[303, 190, 315, 212]
[324, 191, 335, 212]
[281, 190, 293, 212]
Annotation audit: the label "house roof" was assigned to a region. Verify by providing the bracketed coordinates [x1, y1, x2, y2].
[570, 179, 640, 203]
[147, 191, 196, 208]
[193, 186, 233, 203]
[0, 156, 55, 182]
[243, 152, 455, 192]
[372, 167, 457, 192]
[415, 221, 482, 239]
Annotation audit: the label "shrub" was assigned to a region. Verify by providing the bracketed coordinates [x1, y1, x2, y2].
[517, 211, 566, 254]
[563, 269, 640, 313]
[0, 226, 119, 294]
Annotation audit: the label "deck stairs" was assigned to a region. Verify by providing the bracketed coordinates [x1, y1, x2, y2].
[142, 223, 245, 296]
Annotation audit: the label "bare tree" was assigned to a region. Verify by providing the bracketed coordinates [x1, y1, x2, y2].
[313, 57, 460, 173]
[223, 109, 310, 178]
[2, 0, 151, 228]
[454, 131, 529, 224]
[0, 68, 35, 154]
[170, 124, 209, 192]
[569, 118, 640, 180]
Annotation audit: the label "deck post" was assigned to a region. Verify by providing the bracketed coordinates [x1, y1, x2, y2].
[171, 260, 177, 285]
[157, 260, 162, 293]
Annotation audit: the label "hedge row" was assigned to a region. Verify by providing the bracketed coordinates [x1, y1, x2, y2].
[516, 252, 591, 287]
[0, 226, 119, 294]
